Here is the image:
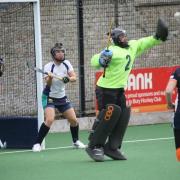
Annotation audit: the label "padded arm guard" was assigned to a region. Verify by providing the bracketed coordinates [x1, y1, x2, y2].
[155, 18, 168, 41]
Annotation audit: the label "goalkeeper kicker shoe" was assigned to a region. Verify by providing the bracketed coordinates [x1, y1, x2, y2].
[32, 143, 42, 152]
[104, 144, 127, 160]
[73, 140, 86, 149]
[85, 146, 104, 162]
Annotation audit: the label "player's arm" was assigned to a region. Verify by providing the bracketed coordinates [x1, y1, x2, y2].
[91, 49, 113, 69]
[165, 79, 177, 109]
[133, 36, 161, 57]
[61, 61, 76, 84]
[68, 70, 76, 82]
[135, 18, 168, 57]
[91, 53, 101, 69]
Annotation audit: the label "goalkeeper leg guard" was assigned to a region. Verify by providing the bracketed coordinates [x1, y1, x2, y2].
[88, 104, 121, 148]
[104, 107, 131, 160]
[108, 107, 131, 149]
[88, 110, 104, 143]
[86, 104, 121, 162]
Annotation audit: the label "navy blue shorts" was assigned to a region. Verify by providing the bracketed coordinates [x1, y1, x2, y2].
[42, 95, 72, 113]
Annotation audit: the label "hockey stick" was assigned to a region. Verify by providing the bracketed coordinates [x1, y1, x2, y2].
[103, 18, 113, 78]
[26, 60, 63, 81]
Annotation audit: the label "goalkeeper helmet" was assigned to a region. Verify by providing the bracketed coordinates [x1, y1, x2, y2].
[111, 28, 129, 48]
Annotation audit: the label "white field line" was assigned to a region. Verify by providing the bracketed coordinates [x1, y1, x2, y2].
[0, 137, 174, 155]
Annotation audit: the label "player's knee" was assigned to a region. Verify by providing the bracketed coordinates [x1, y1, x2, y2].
[104, 104, 121, 121]
[88, 104, 121, 147]
[45, 117, 54, 127]
[69, 118, 78, 127]
[93, 104, 121, 127]
[45, 113, 54, 124]
[66, 114, 78, 126]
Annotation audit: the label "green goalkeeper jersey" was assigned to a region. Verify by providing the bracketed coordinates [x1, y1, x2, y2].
[91, 36, 161, 88]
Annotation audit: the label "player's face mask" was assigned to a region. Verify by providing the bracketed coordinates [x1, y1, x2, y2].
[118, 34, 129, 48]
[53, 50, 65, 62]
[111, 28, 129, 48]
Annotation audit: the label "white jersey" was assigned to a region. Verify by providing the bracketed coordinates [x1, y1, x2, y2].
[44, 60, 73, 98]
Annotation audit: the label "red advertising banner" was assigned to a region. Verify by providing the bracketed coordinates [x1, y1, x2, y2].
[95, 66, 178, 113]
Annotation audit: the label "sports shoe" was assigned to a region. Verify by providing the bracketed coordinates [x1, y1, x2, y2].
[32, 143, 42, 152]
[73, 140, 86, 149]
[104, 144, 127, 160]
[85, 146, 104, 162]
[176, 148, 180, 161]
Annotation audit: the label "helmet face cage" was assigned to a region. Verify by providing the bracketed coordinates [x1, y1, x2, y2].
[50, 43, 66, 58]
[111, 28, 126, 45]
